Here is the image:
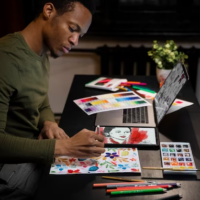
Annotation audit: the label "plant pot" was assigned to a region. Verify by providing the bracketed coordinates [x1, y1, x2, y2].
[156, 68, 172, 84]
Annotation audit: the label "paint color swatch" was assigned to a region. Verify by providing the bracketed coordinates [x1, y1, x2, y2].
[50, 148, 141, 174]
[74, 92, 151, 115]
[160, 142, 196, 175]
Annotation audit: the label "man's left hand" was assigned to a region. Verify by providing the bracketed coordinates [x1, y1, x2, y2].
[38, 121, 69, 140]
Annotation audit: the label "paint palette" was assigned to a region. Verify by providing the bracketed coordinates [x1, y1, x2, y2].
[50, 148, 141, 174]
[74, 91, 151, 115]
[160, 142, 197, 175]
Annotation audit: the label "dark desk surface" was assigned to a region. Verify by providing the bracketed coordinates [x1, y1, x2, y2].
[35, 75, 200, 200]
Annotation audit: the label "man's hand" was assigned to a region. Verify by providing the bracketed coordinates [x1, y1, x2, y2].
[55, 129, 105, 158]
[38, 121, 69, 140]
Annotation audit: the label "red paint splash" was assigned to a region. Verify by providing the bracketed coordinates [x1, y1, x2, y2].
[176, 101, 183, 104]
[69, 158, 76, 163]
[128, 128, 148, 144]
[68, 169, 80, 174]
[131, 168, 140, 172]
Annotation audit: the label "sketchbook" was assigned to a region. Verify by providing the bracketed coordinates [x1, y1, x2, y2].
[50, 148, 141, 174]
[85, 77, 127, 91]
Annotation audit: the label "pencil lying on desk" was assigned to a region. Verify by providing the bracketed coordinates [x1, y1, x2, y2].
[102, 176, 145, 182]
[116, 86, 128, 91]
[142, 167, 200, 171]
[124, 86, 146, 98]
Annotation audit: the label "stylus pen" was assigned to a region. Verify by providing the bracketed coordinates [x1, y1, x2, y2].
[156, 193, 182, 200]
[97, 125, 100, 135]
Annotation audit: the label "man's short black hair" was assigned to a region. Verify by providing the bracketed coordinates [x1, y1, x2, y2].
[35, 0, 96, 17]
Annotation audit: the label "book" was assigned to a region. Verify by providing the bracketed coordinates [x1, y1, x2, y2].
[85, 77, 127, 91]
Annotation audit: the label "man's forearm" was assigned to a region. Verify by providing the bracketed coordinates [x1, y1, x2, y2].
[0, 133, 55, 164]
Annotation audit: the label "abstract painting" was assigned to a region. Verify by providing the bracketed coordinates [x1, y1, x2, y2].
[50, 148, 141, 174]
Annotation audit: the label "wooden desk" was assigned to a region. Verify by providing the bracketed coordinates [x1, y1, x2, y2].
[34, 75, 200, 200]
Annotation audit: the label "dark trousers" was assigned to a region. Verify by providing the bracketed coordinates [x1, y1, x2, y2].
[0, 163, 43, 200]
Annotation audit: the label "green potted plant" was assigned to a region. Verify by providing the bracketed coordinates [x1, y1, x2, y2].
[148, 40, 188, 85]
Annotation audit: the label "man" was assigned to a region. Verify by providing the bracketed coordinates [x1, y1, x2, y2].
[0, 0, 105, 199]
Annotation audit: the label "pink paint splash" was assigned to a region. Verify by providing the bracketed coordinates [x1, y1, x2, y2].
[175, 101, 183, 104]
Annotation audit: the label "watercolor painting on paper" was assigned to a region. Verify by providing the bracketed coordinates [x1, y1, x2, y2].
[95, 127, 157, 145]
[50, 148, 141, 175]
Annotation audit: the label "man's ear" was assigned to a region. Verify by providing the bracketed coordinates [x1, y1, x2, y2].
[43, 3, 56, 20]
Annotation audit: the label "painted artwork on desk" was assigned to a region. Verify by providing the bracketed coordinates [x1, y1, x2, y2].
[95, 127, 157, 145]
[50, 148, 141, 174]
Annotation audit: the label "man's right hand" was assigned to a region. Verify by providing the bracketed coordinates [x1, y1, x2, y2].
[54, 129, 105, 158]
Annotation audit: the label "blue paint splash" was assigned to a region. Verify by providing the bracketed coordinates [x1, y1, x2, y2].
[89, 166, 99, 171]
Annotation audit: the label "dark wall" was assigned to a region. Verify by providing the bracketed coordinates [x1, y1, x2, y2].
[88, 0, 200, 40]
[0, 0, 25, 38]
[1, 0, 200, 40]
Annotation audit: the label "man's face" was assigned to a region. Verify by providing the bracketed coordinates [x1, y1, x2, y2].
[43, 2, 92, 58]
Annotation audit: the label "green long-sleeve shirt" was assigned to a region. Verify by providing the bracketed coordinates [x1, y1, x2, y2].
[0, 32, 56, 164]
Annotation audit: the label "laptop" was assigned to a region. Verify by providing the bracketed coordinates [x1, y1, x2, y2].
[95, 62, 189, 128]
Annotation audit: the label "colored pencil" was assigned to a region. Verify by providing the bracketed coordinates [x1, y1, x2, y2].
[121, 82, 147, 86]
[132, 85, 156, 93]
[101, 176, 145, 182]
[142, 167, 200, 171]
[156, 193, 182, 200]
[93, 182, 143, 187]
[111, 188, 167, 195]
[123, 81, 141, 84]
[116, 86, 128, 91]
[124, 87, 132, 91]
[106, 182, 181, 189]
[107, 185, 172, 193]
[123, 86, 146, 98]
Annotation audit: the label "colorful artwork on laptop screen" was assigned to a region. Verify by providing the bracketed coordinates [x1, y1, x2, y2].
[74, 92, 151, 115]
[95, 127, 156, 145]
[50, 148, 141, 174]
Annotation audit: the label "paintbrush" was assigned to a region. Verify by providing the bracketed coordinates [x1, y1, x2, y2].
[102, 176, 146, 182]
[142, 167, 200, 171]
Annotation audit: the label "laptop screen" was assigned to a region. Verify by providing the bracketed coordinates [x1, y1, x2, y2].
[154, 63, 189, 124]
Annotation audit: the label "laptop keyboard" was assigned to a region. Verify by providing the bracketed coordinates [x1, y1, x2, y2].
[123, 107, 149, 124]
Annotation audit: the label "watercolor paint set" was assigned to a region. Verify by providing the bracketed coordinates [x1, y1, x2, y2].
[85, 77, 127, 91]
[74, 91, 151, 115]
[50, 148, 141, 175]
[160, 142, 197, 175]
[95, 126, 159, 148]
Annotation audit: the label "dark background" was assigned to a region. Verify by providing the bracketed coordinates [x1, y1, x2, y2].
[1, 0, 200, 40]
[1, 0, 200, 93]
